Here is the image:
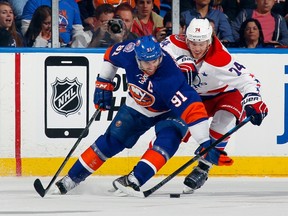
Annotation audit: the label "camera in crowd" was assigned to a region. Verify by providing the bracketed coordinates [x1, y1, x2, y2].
[108, 17, 124, 34]
[165, 27, 172, 36]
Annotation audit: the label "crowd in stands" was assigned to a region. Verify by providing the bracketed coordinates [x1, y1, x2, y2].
[0, 0, 287, 48]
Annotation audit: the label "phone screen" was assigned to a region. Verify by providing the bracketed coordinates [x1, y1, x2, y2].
[45, 56, 89, 138]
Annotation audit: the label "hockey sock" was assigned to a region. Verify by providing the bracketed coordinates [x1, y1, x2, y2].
[68, 146, 104, 183]
[210, 129, 229, 150]
[133, 149, 166, 186]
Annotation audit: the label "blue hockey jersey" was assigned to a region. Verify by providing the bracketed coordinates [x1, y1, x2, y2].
[100, 40, 208, 127]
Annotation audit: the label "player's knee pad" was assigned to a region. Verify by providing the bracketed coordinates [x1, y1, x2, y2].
[153, 126, 184, 158]
[107, 105, 149, 148]
[155, 117, 188, 137]
[94, 134, 126, 158]
[154, 118, 187, 155]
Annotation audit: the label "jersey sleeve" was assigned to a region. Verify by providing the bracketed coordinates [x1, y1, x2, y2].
[103, 41, 135, 68]
[205, 36, 261, 95]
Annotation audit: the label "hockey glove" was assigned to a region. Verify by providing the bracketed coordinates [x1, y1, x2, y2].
[195, 140, 233, 166]
[94, 77, 115, 110]
[241, 93, 268, 126]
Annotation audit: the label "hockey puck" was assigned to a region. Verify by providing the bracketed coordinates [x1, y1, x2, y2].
[169, 193, 180, 198]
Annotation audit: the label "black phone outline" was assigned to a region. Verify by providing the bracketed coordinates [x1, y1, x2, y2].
[44, 56, 89, 138]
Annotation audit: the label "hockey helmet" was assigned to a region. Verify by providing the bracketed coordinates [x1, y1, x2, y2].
[186, 18, 213, 44]
[134, 35, 162, 61]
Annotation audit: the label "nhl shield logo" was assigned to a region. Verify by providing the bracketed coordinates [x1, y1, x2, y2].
[51, 77, 82, 116]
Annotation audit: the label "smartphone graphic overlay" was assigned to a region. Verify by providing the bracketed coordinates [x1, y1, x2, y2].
[45, 56, 89, 138]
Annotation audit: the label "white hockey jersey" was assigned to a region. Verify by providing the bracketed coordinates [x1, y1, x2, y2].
[160, 34, 261, 98]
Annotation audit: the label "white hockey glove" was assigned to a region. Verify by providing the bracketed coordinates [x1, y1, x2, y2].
[241, 93, 268, 126]
[175, 55, 197, 85]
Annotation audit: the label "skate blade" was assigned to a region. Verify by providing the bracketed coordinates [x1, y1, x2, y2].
[182, 186, 195, 194]
[51, 187, 62, 195]
[113, 189, 128, 197]
[108, 187, 117, 193]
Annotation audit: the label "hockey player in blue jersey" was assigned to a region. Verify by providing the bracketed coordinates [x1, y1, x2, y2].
[55, 35, 233, 194]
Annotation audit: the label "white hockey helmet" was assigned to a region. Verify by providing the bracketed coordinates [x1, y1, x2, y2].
[186, 18, 213, 44]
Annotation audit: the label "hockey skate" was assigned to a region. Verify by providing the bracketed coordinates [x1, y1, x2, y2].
[55, 175, 79, 195]
[183, 160, 211, 194]
[112, 172, 140, 196]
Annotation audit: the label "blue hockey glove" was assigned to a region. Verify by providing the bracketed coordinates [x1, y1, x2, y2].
[195, 140, 233, 166]
[241, 93, 268, 126]
[94, 77, 115, 110]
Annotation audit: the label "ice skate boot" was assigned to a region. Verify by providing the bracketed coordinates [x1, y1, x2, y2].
[55, 175, 79, 195]
[183, 160, 211, 194]
[113, 172, 140, 192]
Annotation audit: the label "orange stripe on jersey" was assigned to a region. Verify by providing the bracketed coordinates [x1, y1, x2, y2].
[141, 149, 166, 171]
[80, 147, 104, 171]
[104, 46, 113, 62]
[210, 129, 230, 141]
[181, 102, 208, 125]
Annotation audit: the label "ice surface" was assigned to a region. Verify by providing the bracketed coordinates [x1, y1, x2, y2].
[1, 176, 288, 216]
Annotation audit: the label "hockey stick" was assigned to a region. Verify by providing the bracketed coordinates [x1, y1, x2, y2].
[34, 109, 101, 198]
[115, 116, 251, 198]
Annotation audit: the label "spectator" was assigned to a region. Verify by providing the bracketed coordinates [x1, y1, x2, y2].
[231, 0, 288, 46]
[92, 0, 161, 11]
[180, 0, 194, 13]
[181, 0, 234, 42]
[87, 3, 115, 47]
[164, 11, 186, 34]
[0, 1, 23, 46]
[236, 18, 275, 48]
[212, 0, 223, 11]
[7, 0, 28, 31]
[272, 0, 288, 26]
[25, 5, 52, 47]
[88, 3, 138, 47]
[159, 0, 171, 17]
[156, 10, 186, 42]
[0, 27, 14, 46]
[113, 3, 138, 39]
[93, 0, 134, 8]
[77, 0, 95, 30]
[21, 0, 85, 47]
[221, 0, 256, 23]
[132, 0, 163, 40]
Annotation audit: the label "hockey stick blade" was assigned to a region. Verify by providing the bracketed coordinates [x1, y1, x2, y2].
[33, 109, 101, 198]
[140, 116, 251, 198]
[34, 178, 46, 197]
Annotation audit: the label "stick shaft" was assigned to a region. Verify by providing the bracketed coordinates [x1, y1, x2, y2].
[34, 109, 101, 197]
[143, 117, 251, 197]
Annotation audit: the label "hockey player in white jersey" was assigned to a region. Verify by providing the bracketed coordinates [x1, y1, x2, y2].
[160, 18, 268, 193]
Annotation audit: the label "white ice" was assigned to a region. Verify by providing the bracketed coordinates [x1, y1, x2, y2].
[1, 176, 288, 216]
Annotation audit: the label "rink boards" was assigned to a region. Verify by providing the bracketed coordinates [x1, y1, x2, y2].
[0, 48, 288, 177]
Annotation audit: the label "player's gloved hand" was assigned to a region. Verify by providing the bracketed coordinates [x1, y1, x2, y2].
[176, 55, 198, 85]
[241, 93, 268, 126]
[195, 140, 233, 166]
[94, 77, 115, 110]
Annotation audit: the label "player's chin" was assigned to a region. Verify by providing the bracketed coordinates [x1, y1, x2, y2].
[145, 69, 156, 76]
